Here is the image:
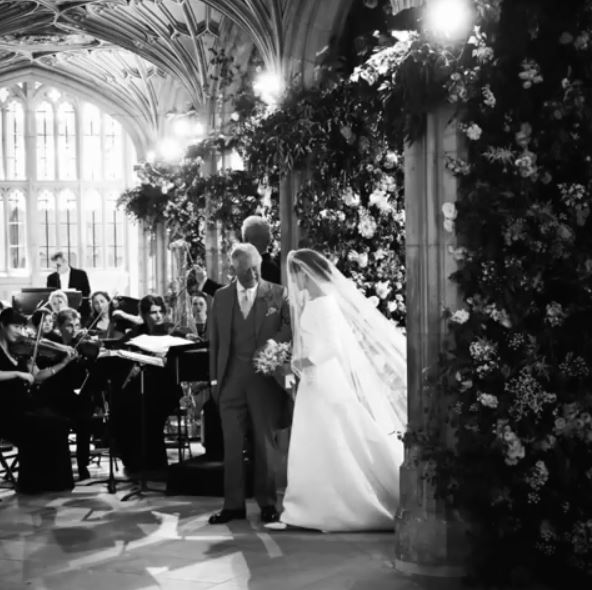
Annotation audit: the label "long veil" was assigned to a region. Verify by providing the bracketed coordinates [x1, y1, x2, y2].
[286, 249, 407, 434]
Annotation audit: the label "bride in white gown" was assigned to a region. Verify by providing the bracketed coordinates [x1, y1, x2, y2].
[270, 249, 407, 532]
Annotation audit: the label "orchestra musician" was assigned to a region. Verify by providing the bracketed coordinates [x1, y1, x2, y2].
[111, 295, 182, 479]
[46, 252, 91, 319]
[191, 292, 210, 341]
[36, 308, 95, 481]
[87, 291, 111, 337]
[48, 290, 69, 314]
[0, 308, 74, 493]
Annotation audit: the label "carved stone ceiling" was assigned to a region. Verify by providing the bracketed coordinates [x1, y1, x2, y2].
[0, 0, 287, 136]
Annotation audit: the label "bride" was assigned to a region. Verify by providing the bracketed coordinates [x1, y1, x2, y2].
[269, 249, 407, 532]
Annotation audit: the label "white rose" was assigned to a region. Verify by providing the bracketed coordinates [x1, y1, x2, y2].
[465, 123, 482, 141]
[387, 300, 398, 313]
[443, 219, 455, 233]
[368, 295, 380, 307]
[442, 202, 458, 220]
[357, 252, 369, 268]
[450, 309, 470, 324]
[478, 393, 499, 409]
[347, 250, 359, 263]
[375, 281, 391, 299]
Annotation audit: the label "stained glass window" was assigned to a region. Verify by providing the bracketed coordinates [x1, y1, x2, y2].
[36, 101, 55, 180]
[57, 189, 78, 266]
[6, 100, 25, 180]
[82, 103, 102, 181]
[7, 190, 26, 269]
[84, 189, 103, 268]
[38, 190, 57, 269]
[104, 114, 123, 180]
[57, 102, 77, 180]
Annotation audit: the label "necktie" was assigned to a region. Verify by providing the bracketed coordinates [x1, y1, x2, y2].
[240, 290, 251, 318]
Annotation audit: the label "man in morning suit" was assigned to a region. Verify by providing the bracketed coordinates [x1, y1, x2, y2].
[208, 243, 291, 524]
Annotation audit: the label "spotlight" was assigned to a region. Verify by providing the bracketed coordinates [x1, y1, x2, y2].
[423, 0, 473, 41]
[146, 150, 156, 163]
[172, 118, 187, 137]
[193, 121, 205, 137]
[157, 138, 183, 161]
[253, 70, 284, 105]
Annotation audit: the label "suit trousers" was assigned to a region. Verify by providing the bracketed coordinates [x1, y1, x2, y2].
[218, 359, 284, 510]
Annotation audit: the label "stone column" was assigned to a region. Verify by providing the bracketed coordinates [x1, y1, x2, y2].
[394, 106, 468, 577]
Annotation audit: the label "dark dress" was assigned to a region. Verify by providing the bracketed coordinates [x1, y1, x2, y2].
[0, 346, 74, 493]
[34, 339, 94, 474]
[110, 325, 182, 474]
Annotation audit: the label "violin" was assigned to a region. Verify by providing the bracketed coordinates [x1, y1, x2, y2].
[9, 334, 72, 363]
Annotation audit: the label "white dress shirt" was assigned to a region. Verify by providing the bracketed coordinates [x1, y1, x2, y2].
[58, 268, 71, 289]
[237, 281, 257, 318]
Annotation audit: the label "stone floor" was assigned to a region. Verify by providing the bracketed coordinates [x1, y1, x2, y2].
[0, 448, 425, 590]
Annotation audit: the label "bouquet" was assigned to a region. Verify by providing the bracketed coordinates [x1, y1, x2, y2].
[253, 339, 294, 391]
[253, 339, 292, 375]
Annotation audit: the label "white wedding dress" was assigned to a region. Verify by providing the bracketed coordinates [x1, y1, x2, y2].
[279, 294, 405, 532]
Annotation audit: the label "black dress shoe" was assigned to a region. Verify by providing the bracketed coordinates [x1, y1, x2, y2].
[208, 508, 246, 524]
[260, 506, 279, 523]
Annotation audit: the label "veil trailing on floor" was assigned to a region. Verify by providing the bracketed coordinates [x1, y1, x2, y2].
[286, 249, 407, 434]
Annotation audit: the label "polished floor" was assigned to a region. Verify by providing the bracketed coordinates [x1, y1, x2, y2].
[0, 449, 423, 590]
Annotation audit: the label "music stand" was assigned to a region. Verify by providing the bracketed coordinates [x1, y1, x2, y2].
[168, 344, 209, 463]
[84, 377, 134, 494]
[120, 355, 167, 502]
[13, 288, 56, 314]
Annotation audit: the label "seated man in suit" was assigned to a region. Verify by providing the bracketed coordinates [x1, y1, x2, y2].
[47, 252, 91, 319]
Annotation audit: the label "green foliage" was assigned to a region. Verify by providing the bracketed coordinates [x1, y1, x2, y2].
[350, 0, 592, 585]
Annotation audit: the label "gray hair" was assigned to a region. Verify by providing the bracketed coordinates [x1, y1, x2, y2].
[241, 215, 272, 245]
[230, 242, 262, 267]
[49, 289, 68, 304]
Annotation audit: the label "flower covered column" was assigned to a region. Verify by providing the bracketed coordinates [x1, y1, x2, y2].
[394, 106, 469, 577]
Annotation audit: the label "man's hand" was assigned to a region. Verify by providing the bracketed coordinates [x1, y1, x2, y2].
[18, 372, 34, 385]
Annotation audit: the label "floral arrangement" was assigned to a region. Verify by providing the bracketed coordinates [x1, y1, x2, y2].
[118, 159, 280, 263]
[253, 339, 292, 376]
[349, 0, 592, 585]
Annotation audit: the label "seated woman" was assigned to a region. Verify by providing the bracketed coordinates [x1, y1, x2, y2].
[87, 291, 111, 337]
[36, 308, 95, 481]
[49, 290, 69, 315]
[111, 295, 182, 478]
[191, 292, 210, 341]
[31, 309, 57, 340]
[0, 308, 74, 493]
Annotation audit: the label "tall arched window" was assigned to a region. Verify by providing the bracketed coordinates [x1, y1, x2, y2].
[84, 189, 102, 268]
[38, 190, 56, 269]
[7, 190, 26, 269]
[0, 82, 137, 288]
[82, 104, 102, 181]
[104, 114, 123, 180]
[105, 191, 124, 267]
[58, 189, 78, 266]
[6, 100, 25, 180]
[57, 102, 77, 180]
[36, 101, 55, 180]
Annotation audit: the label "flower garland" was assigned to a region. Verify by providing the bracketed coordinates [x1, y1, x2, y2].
[351, 0, 592, 585]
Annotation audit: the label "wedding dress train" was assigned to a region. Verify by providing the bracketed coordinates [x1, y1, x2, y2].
[279, 294, 405, 532]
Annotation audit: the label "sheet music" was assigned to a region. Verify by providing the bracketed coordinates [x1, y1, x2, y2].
[127, 334, 195, 356]
[98, 348, 166, 367]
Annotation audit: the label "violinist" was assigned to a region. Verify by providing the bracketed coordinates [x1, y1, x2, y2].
[36, 308, 94, 481]
[0, 308, 74, 493]
[31, 309, 57, 340]
[111, 295, 181, 479]
[87, 291, 111, 337]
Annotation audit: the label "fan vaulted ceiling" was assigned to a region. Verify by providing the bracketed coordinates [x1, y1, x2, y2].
[0, 0, 288, 151]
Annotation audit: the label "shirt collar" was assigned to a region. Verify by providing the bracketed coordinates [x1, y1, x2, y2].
[236, 281, 258, 295]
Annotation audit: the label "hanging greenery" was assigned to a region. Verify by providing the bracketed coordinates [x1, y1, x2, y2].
[351, 0, 592, 585]
[117, 159, 279, 262]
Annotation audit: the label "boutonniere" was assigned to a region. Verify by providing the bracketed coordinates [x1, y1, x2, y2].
[266, 307, 278, 317]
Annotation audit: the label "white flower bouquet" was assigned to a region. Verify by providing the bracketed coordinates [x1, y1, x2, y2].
[253, 339, 294, 391]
